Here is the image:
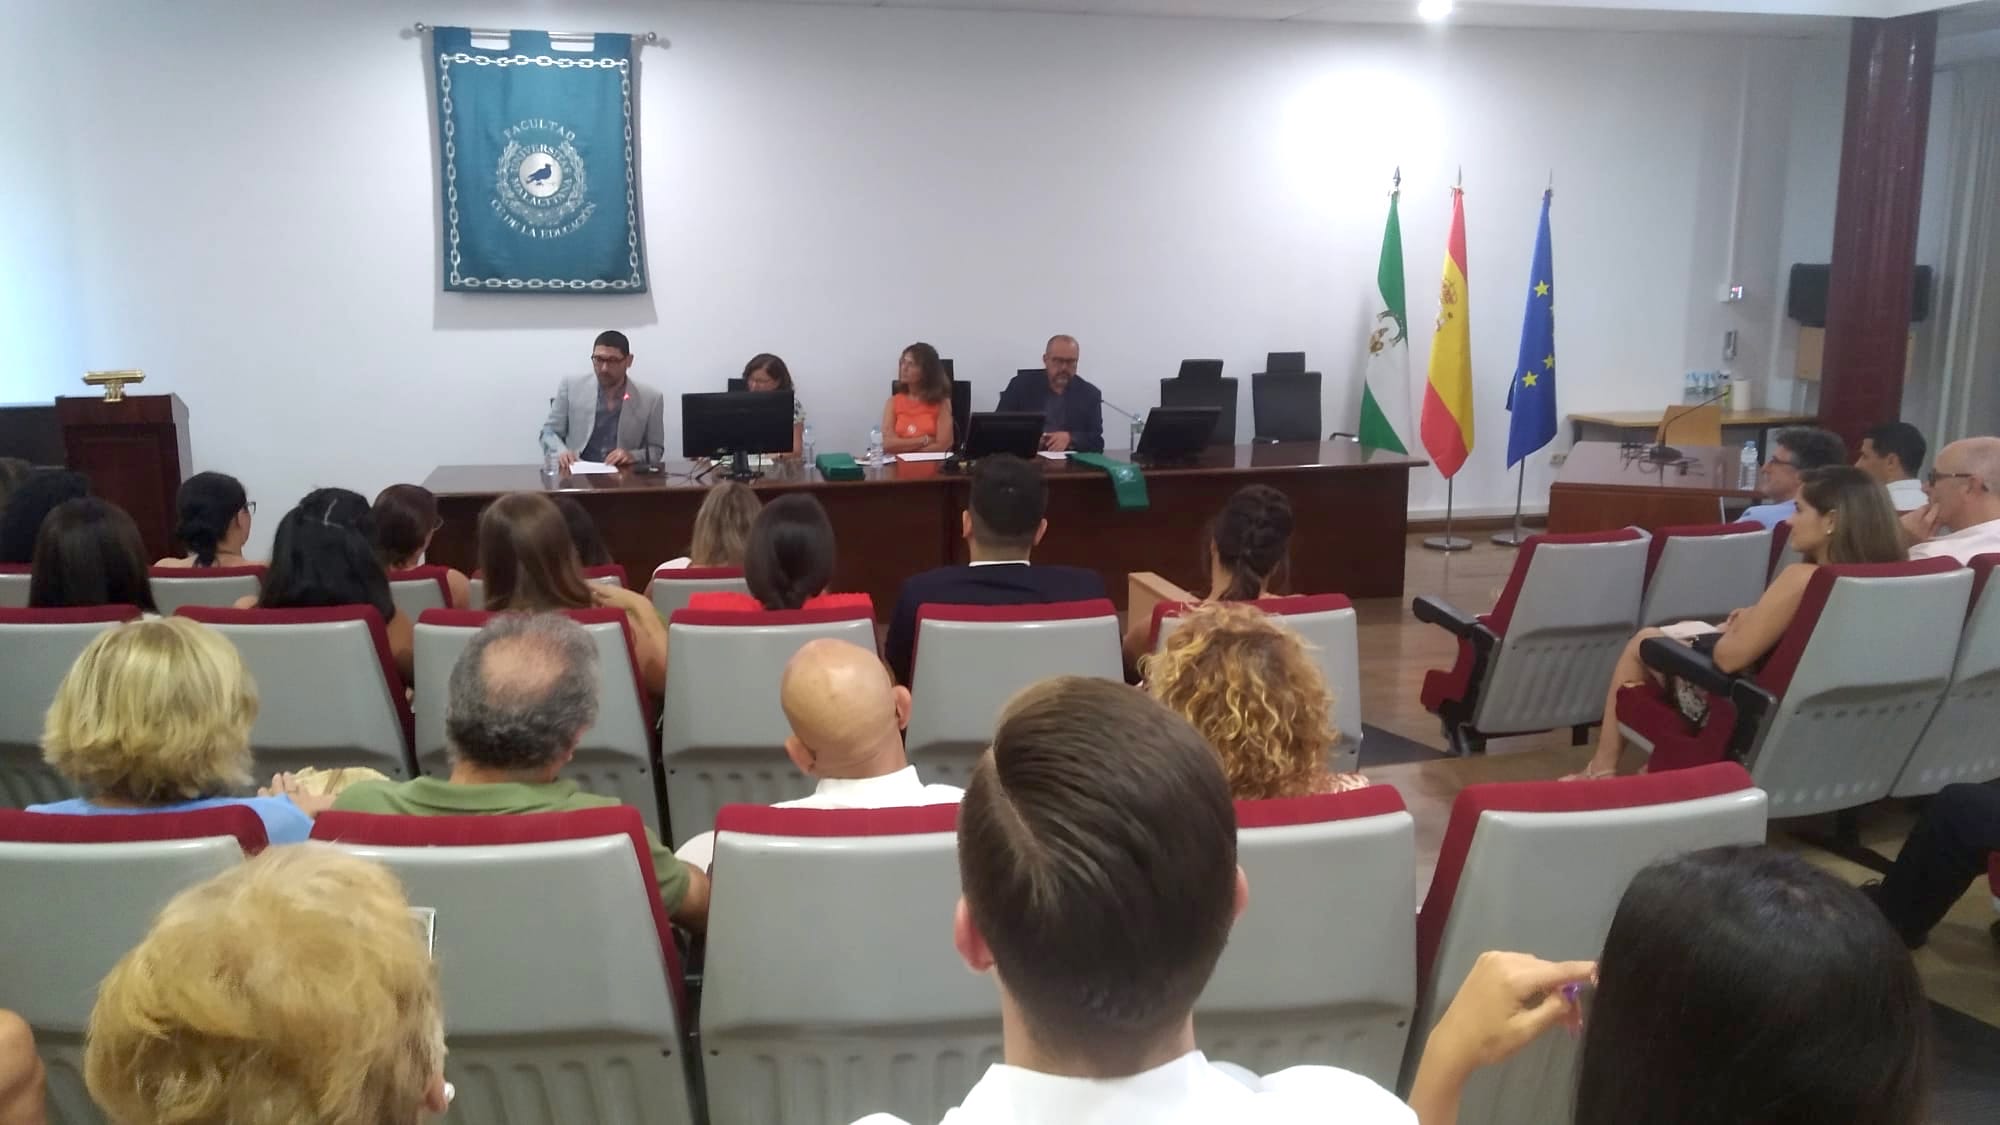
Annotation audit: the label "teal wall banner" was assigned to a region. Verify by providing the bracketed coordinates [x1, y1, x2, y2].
[432, 28, 646, 293]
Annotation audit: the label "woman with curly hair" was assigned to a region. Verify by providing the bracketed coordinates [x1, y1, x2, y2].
[1141, 601, 1366, 799]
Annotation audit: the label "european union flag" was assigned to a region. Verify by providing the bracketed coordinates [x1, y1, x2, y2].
[1505, 191, 1557, 468]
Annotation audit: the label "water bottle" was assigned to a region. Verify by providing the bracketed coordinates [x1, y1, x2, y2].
[801, 423, 816, 467]
[1738, 441, 1759, 490]
[541, 446, 560, 481]
[866, 425, 883, 465]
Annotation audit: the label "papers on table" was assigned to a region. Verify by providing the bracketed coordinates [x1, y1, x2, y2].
[896, 451, 953, 463]
[566, 460, 618, 475]
[1037, 451, 1071, 461]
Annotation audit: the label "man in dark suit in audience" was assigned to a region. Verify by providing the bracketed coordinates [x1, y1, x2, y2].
[996, 334, 1105, 453]
[884, 454, 1108, 685]
[1867, 781, 2000, 950]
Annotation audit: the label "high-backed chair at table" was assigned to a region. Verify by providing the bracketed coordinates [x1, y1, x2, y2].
[176, 605, 416, 783]
[1151, 594, 1363, 767]
[312, 807, 695, 1125]
[387, 565, 453, 621]
[1159, 375, 1238, 447]
[1894, 553, 2000, 796]
[1176, 358, 1225, 381]
[1250, 371, 1324, 443]
[0, 564, 30, 609]
[1265, 350, 1307, 374]
[1402, 764, 1767, 1125]
[660, 607, 877, 846]
[904, 600, 1121, 784]
[647, 566, 750, 620]
[1620, 558, 1972, 819]
[1415, 529, 1649, 754]
[701, 804, 990, 1125]
[0, 806, 266, 1125]
[1198, 788, 1416, 1090]
[469, 564, 624, 610]
[0, 606, 143, 808]
[414, 608, 664, 834]
[146, 564, 266, 614]
[1638, 521, 1770, 627]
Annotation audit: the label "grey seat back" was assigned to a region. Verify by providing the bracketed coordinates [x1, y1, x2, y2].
[1471, 533, 1647, 735]
[1895, 556, 2000, 796]
[148, 571, 261, 614]
[388, 574, 450, 624]
[0, 609, 138, 808]
[646, 569, 751, 620]
[1639, 524, 1771, 627]
[0, 571, 31, 609]
[469, 571, 619, 610]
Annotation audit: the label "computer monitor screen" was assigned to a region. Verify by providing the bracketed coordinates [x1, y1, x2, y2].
[683, 391, 795, 461]
[1135, 407, 1220, 466]
[961, 412, 1044, 462]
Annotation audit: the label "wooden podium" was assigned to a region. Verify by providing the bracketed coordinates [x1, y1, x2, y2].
[1547, 441, 1758, 534]
[55, 394, 189, 561]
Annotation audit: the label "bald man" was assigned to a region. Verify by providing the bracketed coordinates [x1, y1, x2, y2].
[674, 639, 963, 871]
[997, 334, 1105, 453]
[1905, 436, 2000, 564]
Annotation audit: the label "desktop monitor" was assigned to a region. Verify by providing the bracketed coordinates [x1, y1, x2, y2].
[683, 391, 795, 479]
[960, 412, 1044, 462]
[1135, 407, 1221, 466]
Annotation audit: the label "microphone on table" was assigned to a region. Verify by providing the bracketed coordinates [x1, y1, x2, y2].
[1647, 388, 1730, 465]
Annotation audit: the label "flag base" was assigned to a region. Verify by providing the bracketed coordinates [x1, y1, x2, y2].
[1423, 535, 1473, 552]
[1490, 529, 1528, 546]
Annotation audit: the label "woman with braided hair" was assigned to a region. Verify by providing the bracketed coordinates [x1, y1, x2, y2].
[1123, 485, 1296, 663]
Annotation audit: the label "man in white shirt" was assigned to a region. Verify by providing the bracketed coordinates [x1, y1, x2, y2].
[674, 638, 960, 871]
[1855, 420, 1929, 512]
[852, 678, 1412, 1125]
[1905, 436, 2000, 564]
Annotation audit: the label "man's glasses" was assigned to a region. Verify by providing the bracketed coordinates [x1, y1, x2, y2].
[1765, 455, 1795, 468]
[1927, 470, 1975, 487]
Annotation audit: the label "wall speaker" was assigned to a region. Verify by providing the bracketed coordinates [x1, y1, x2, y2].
[1787, 263, 1933, 327]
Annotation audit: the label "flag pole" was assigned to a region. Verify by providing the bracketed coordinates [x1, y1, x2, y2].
[1424, 480, 1472, 551]
[1491, 465, 1527, 546]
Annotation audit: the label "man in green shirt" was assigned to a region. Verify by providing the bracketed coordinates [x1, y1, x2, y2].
[331, 613, 709, 930]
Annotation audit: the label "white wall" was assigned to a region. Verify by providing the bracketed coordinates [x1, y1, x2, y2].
[0, 0, 1845, 550]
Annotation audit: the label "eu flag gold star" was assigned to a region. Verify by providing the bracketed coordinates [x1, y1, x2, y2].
[1544, 354, 1555, 369]
[1522, 372, 1538, 387]
[1534, 280, 1551, 298]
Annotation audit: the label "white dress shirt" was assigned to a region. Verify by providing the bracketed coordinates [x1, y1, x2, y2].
[675, 766, 963, 871]
[852, 1051, 1412, 1125]
[1909, 516, 2000, 565]
[1886, 477, 1927, 512]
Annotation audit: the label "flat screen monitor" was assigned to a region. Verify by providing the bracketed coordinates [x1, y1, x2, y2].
[683, 391, 795, 479]
[1135, 407, 1220, 466]
[961, 412, 1044, 462]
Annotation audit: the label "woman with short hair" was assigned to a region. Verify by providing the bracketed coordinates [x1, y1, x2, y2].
[658, 481, 762, 572]
[743, 353, 805, 459]
[686, 493, 871, 614]
[29, 498, 158, 613]
[371, 483, 471, 608]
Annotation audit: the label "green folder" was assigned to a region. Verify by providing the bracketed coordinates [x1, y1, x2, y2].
[814, 452, 864, 482]
[1068, 452, 1150, 511]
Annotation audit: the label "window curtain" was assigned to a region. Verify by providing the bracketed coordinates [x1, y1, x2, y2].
[1925, 62, 2000, 444]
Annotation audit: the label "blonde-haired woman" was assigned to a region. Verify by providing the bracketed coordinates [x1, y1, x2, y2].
[26, 616, 314, 843]
[86, 844, 450, 1125]
[657, 481, 763, 571]
[1142, 602, 1367, 799]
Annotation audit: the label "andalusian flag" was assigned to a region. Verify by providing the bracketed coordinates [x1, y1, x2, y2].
[1420, 186, 1474, 479]
[1358, 186, 1413, 454]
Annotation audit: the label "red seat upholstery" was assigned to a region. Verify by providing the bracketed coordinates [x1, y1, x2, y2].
[0, 605, 144, 626]
[0, 804, 268, 853]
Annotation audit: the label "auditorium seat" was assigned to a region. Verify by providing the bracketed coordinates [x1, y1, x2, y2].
[1152, 593, 1363, 762]
[312, 807, 695, 1125]
[1415, 529, 1648, 755]
[646, 565, 750, 621]
[660, 607, 877, 846]
[1894, 553, 2000, 796]
[1402, 763, 1767, 1125]
[386, 565, 453, 622]
[0, 564, 28, 609]
[1198, 788, 1415, 1090]
[415, 608, 663, 834]
[0, 806, 265, 1125]
[1638, 521, 1769, 627]
[147, 564, 266, 614]
[1621, 558, 1970, 818]
[1767, 520, 1804, 583]
[0, 606, 141, 808]
[467, 564, 624, 610]
[904, 600, 1122, 784]
[701, 804, 994, 1125]
[176, 606, 416, 784]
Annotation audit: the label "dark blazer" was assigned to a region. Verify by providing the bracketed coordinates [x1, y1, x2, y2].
[886, 562, 1110, 685]
[996, 371, 1106, 453]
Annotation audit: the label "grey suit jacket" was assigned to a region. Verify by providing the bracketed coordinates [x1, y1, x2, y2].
[540, 374, 666, 463]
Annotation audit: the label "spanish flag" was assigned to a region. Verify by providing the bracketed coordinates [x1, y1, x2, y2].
[1420, 186, 1474, 479]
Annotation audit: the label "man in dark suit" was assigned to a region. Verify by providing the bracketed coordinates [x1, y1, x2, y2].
[996, 334, 1105, 453]
[885, 454, 1108, 685]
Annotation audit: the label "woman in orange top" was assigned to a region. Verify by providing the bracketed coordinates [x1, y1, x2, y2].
[879, 342, 954, 456]
[685, 494, 874, 616]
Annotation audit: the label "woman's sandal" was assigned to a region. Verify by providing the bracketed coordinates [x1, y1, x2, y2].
[1559, 766, 1619, 782]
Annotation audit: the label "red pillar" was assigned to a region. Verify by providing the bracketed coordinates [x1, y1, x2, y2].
[1820, 13, 1937, 451]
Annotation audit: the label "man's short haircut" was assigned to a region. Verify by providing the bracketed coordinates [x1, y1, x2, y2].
[1774, 426, 1847, 472]
[958, 677, 1238, 1058]
[968, 455, 1046, 551]
[445, 613, 600, 772]
[1863, 421, 1927, 476]
[593, 330, 631, 356]
[1045, 334, 1077, 354]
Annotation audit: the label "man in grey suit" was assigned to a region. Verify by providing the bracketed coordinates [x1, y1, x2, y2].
[540, 330, 667, 470]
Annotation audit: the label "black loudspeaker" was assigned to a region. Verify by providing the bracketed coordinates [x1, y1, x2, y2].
[1787, 263, 1933, 327]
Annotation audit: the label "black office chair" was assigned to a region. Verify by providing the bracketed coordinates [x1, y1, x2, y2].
[1251, 371, 1323, 442]
[1176, 359, 1224, 381]
[1266, 351, 1307, 374]
[1159, 377, 1237, 446]
[726, 377, 747, 393]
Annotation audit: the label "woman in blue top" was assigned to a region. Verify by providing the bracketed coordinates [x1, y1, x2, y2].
[28, 616, 313, 844]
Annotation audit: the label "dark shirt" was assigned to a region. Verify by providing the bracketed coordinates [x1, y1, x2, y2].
[885, 561, 1110, 685]
[582, 380, 625, 461]
[996, 372, 1105, 453]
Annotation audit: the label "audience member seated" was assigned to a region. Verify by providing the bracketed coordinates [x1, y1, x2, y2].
[85, 844, 450, 1125]
[29, 498, 158, 613]
[1856, 421, 1929, 512]
[854, 678, 1412, 1123]
[0, 457, 31, 512]
[154, 471, 255, 569]
[319, 613, 709, 929]
[1566, 466, 1902, 780]
[880, 342, 955, 456]
[26, 617, 313, 844]
[1143, 602, 1367, 798]
[744, 352, 806, 459]
[1407, 846, 1927, 1125]
[1904, 435, 2000, 564]
[884, 454, 1107, 684]
[0, 1009, 43, 1125]
[1122, 483, 1295, 662]
[658, 480, 761, 571]
[0, 469, 89, 564]
[552, 494, 616, 568]
[371, 483, 471, 608]
[1868, 782, 2000, 950]
[687, 493, 872, 614]
[479, 492, 665, 692]
[1740, 426, 1846, 530]
[676, 638, 960, 871]
[244, 488, 413, 684]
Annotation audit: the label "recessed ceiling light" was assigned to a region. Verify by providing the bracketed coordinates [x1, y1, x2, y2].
[1418, 0, 1455, 22]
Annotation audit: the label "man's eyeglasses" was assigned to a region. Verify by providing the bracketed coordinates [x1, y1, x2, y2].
[1927, 470, 1976, 487]
[1765, 455, 1796, 468]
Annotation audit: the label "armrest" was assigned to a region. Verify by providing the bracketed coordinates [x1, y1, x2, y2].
[1412, 596, 1491, 645]
[1638, 636, 1779, 749]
